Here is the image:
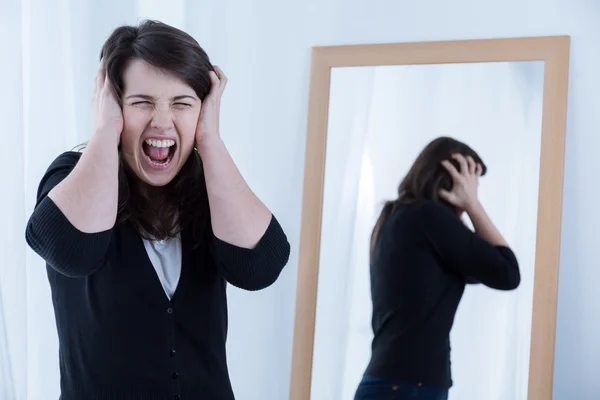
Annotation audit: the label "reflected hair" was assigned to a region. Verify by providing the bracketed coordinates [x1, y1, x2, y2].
[81, 20, 215, 241]
[369, 136, 487, 259]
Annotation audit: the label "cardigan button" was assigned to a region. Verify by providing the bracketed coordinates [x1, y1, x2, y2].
[167, 308, 173, 314]
[174, 396, 180, 400]
[172, 372, 179, 379]
[170, 349, 176, 357]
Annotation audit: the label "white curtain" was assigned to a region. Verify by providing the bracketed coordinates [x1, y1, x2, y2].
[312, 61, 544, 400]
[310, 67, 376, 400]
[0, 1, 186, 398]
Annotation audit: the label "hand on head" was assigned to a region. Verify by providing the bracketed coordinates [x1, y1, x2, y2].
[439, 153, 482, 211]
[93, 59, 124, 139]
[195, 66, 227, 146]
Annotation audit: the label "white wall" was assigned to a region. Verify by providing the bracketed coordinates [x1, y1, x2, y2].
[6, 0, 598, 398]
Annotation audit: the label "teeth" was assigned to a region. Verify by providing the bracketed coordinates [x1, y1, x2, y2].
[145, 139, 175, 148]
[148, 155, 172, 166]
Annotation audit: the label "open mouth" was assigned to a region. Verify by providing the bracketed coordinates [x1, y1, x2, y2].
[142, 138, 177, 168]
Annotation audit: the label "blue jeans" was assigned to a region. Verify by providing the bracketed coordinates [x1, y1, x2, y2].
[354, 375, 449, 400]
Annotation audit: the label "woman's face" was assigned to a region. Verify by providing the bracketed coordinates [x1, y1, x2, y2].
[120, 58, 201, 187]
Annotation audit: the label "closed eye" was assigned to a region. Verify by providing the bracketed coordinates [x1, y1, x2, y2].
[129, 101, 192, 109]
[173, 103, 192, 109]
[131, 101, 152, 106]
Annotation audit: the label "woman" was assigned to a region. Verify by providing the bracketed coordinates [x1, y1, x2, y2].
[354, 137, 520, 400]
[25, 20, 290, 400]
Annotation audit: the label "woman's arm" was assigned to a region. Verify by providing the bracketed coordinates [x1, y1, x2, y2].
[49, 62, 122, 233]
[199, 137, 272, 248]
[422, 201, 520, 290]
[25, 149, 116, 278]
[429, 154, 520, 290]
[196, 67, 290, 290]
[199, 138, 290, 290]
[48, 130, 120, 233]
[465, 200, 509, 247]
[25, 62, 122, 277]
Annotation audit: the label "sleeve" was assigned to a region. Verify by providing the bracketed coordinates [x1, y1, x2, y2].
[24, 151, 113, 278]
[210, 214, 291, 291]
[419, 201, 521, 290]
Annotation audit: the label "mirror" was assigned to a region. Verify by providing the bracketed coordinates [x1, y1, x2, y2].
[312, 61, 543, 400]
[290, 37, 570, 400]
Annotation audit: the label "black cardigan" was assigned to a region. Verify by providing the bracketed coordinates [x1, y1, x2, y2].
[25, 152, 291, 400]
[364, 200, 520, 388]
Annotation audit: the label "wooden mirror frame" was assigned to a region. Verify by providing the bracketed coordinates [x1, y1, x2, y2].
[289, 36, 570, 400]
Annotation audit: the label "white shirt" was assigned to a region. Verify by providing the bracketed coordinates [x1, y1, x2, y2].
[142, 234, 182, 300]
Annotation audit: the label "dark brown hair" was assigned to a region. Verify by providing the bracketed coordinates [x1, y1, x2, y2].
[98, 20, 214, 241]
[369, 136, 487, 256]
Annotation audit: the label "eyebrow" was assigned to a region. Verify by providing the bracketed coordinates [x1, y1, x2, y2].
[125, 94, 199, 101]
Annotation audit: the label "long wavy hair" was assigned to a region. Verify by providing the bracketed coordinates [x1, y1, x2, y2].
[81, 20, 215, 241]
[369, 136, 487, 258]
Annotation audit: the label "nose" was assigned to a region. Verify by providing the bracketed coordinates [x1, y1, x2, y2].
[150, 108, 174, 132]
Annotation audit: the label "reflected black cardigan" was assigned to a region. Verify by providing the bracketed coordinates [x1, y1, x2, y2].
[25, 152, 291, 400]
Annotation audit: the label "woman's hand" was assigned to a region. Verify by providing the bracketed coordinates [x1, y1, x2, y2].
[93, 60, 123, 140]
[439, 153, 482, 212]
[196, 66, 228, 147]
[440, 154, 511, 249]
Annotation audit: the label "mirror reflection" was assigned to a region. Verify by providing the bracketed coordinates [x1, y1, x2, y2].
[311, 61, 544, 400]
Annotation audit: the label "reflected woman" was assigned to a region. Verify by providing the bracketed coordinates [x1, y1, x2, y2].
[25, 21, 290, 399]
[354, 137, 520, 400]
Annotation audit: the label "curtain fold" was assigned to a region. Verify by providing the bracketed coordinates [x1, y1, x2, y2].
[2, 0, 29, 398]
[310, 67, 376, 400]
[0, 287, 16, 400]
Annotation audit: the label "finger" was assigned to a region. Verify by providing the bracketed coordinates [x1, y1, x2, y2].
[213, 65, 228, 87]
[98, 59, 106, 86]
[95, 62, 105, 94]
[439, 189, 453, 203]
[206, 70, 221, 96]
[99, 57, 106, 75]
[100, 72, 111, 96]
[451, 153, 469, 175]
[476, 163, 483, 177]
[101, 76, 119, 103]
[94, 75, 100, 95]
[209, 70, 220, 85]
[441, 160, 461, 180]
[466, 156, 476, 175]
